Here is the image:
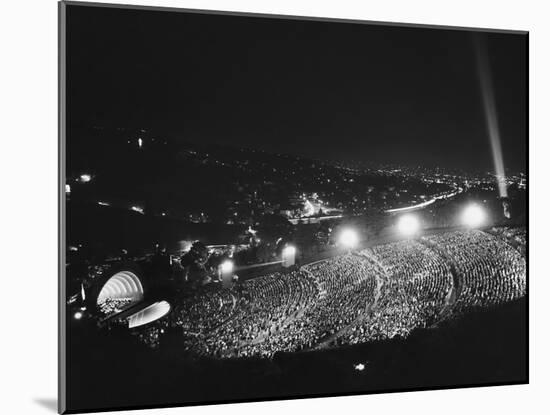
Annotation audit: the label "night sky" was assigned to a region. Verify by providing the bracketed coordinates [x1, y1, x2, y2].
[67, 4, 527, 173]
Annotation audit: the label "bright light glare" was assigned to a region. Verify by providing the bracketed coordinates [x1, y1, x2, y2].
[220, 260, 234, 274]
[474, 38, 508, 198]
[74, 311, 83, 320]
[79, 174, 91, 183]
[462, 204, 486, 228]
[398, 214, 420, 236]
[282, 246, 296, 257]
[339, 229, 359, 249]
[282, 245, 296, 267]
[354, 363, 365, 371]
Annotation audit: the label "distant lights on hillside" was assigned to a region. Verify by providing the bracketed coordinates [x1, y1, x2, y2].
[79, 174, 92, 183]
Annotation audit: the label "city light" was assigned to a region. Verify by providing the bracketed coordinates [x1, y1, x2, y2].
[79, 174, 92, 183]
[462, 204, 486, 228]
[339, 228, 359, 249]
[397, 214, 420, 237]
[304, 200, 315, 217]
[131, 206, 144, 214]
[74, 311, 83, 320]
[220, 260, 234, 274]
[354, 363, 365, 371]
[138, 138, 143, 148]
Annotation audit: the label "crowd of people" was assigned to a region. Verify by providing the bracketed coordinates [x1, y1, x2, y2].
[340, 241, 453, 345]
[424, 230, 526, 314]
[251, 255, 379, 355]
[98, 298, 134, 316]
[489, 226, 527, 257]
[142, 227, 526, 358]
[169, 270, 319, 358]
[170, 285, 237, 335]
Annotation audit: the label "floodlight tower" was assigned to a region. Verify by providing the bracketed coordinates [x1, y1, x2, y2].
[397, 214, 420, 238]
[219, 260, 235, 288]
[282, 245, 296, 268]
[461, 204, 486, 228]
[339, 228, 359, 251]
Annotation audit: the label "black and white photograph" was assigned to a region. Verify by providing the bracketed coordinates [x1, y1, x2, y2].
[60, 1, 527, 413]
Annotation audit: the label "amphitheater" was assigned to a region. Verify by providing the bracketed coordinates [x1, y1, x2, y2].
[168, 227, 526, 359]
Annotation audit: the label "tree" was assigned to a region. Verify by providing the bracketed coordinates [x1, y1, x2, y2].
[255, 242, 274, 263]
[293, 222, 318, 257]
[180, 241, 210, 283]
[258, 214, 293, 240]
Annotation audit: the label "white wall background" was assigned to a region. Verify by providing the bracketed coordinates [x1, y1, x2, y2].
[0, 0, 546, 414]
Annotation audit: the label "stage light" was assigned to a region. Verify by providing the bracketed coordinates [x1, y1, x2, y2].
[397, 214, 420, 237]
[220, 260, 234, 274]
[462, 204, 486, 228]
[74, 311, 83, 320]
[339, 229, 359, 249]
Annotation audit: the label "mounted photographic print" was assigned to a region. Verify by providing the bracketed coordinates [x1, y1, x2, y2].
[59, 1, 528, 413]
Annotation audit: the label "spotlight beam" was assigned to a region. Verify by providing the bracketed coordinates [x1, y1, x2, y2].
[474, 35, 507, 198]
